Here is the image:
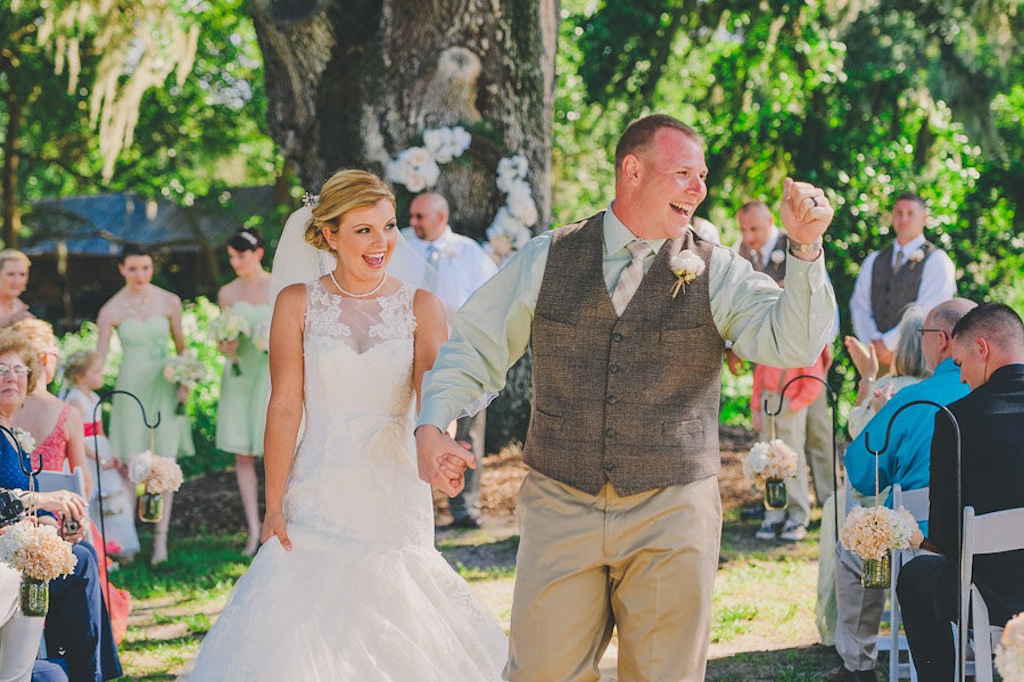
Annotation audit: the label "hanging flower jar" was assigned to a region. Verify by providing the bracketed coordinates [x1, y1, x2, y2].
[861, 550, 893, 590]
[840, 505, 923, 590]
[744, 440, 798, 511]
[128, 451, 184, 524]
[0, 521, 78, 617]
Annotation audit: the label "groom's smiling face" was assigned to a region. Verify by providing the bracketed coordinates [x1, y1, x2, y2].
[617, 128, 709, 240]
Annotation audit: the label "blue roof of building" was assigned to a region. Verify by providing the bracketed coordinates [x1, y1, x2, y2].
[22, 186, 277, 257]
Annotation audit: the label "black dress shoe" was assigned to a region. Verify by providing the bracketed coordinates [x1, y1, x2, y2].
[449, 516, 483, 529]
[826, 666, 877, 682]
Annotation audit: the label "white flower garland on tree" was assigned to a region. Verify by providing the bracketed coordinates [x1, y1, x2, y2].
[386, 126, 538, 267]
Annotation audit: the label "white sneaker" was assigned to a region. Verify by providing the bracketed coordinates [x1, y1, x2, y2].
[755, 520, 782, 540]
[779, 519, 807, 542]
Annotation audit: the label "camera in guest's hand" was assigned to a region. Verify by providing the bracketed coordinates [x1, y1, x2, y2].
[0, 488, 27, 527]
[61, 514, 81, 537]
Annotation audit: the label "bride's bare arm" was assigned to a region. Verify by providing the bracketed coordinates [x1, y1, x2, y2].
[262, 284, 306, 550]
[412, 289, 475, 496]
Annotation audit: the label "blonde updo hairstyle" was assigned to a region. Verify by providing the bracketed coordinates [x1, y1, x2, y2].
[12, 318, 57, 354]
[304, 170, 396, 253]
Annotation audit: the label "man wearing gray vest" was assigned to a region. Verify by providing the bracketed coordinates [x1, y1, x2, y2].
[415, 114, 837, 681]
[850, 193, 956, 369]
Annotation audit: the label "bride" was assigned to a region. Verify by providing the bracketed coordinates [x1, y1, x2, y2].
[188, 170, 507, 680]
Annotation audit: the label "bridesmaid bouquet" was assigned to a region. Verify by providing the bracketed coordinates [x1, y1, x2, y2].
[163, 355, 207, 414]
[997, 612, 1024, 681]
[252, 318, 271, 353]
[211, 310, 252, 376]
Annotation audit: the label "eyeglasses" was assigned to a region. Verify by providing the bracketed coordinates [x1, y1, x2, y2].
[0, 364, 30, 378]
[915, 328, 946, 337]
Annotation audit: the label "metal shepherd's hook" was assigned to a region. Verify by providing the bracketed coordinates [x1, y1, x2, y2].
[90, 390, 160, 615]
[863, 400, 962, 681]
[0, 422, 44, 508]
[763, 373, 839, 539]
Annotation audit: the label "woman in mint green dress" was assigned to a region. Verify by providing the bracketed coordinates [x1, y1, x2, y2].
[97, 242, 195, 565]
[216, 228, 271, 556]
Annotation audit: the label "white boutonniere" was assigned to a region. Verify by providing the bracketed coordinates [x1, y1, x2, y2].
[439, 244, 460, 259]
[12, 427, 36, 454]
[669, 250, 706, 299]
[908, 248, 925, 263]
[770, 249, 786, 265]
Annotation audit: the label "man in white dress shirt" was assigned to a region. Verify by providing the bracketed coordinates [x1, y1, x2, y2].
[402, 192, 497, 528]
[850, 193, 956, 369]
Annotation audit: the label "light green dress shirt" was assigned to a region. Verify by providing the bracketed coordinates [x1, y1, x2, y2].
[417, 206, 837, 430]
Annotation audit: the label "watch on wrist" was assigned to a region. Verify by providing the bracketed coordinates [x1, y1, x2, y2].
[789, 239, 823, 257]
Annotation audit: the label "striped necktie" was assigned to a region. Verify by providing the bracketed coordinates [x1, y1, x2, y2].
[611, 240, 653, 316]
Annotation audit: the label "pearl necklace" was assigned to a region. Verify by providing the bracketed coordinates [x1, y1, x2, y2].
[329, 271, 387, 298]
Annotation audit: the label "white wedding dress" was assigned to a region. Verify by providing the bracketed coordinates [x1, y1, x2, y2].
[189, 280, 507, 681]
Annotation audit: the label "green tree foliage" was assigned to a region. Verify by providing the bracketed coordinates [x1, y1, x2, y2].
[1, 0, 280, 247]
[554, 0, 1023, 397]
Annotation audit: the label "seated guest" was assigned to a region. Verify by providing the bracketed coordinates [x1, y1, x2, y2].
[898, 302, 1024, 681]
[0, 329, 122, 682]
[829, 298, 975, 682]
[0, 545, 46, 682]
[844, 305, 931, 439]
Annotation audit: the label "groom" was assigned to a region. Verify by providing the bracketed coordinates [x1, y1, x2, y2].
[415, 114, 837, 681]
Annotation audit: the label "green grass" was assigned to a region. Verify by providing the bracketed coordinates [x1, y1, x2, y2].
[109, 518, 860, 680]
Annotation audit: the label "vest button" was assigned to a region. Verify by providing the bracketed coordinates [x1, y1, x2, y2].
[612, 332, 623, 342]
[603, 461, 615, 471]
[609, 363, 620, 373]
[605, 427, 615, 438]
[606, 395, 618, 405]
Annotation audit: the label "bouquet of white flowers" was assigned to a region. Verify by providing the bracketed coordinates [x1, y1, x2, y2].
[997, 612, 1024, 681]
[252, 318, 271, 353]
[128, 450, 183, 495]
[0, 520, 77, 582]
[163, 355, 207, 414]
[743, 439, 798, 485]
[211, 309, 252, 376]
[840, 505, 923, 561]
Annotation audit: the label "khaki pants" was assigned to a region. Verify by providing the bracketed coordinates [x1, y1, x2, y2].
[0, 564, 45, 682]
[505, 472, 721, 682]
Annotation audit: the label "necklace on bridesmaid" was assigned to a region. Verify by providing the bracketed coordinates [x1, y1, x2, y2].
[329, 270, 387, 298]
[120, 290, 151, 318]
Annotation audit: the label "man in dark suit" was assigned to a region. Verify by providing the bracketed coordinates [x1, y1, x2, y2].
[897, 302, 1024, 681]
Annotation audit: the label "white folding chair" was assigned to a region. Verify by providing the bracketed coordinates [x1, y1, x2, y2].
[880, 484, 929, 681]
[33, 467, 87, 497]
[959, 505, 1024, 682]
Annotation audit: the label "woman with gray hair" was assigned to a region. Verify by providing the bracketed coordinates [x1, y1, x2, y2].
[845, 305, 931, 438]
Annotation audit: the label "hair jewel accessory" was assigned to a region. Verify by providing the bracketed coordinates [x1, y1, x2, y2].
[302, 192, 321, 208]
[239, 231, 258, 246]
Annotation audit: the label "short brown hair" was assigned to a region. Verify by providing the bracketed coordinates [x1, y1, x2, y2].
[614, 115, 704, 168]
[0, 328, 41, 393]
[893, 192, 927, 210]
[305, 170, 396, 252]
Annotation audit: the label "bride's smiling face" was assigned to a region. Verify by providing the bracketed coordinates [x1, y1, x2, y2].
[323, 199, 398, 280]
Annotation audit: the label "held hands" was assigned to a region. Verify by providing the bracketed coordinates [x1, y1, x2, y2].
[780, 177, 834, 257]
[415, 425, 477, 498]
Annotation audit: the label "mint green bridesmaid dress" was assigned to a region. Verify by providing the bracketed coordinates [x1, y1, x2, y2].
[215, 302, 271, 456]
[108, 316, 195, 461]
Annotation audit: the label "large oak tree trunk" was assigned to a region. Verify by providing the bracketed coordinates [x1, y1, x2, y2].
[250, 0, 557, 241]
[251, 0, 557, 447]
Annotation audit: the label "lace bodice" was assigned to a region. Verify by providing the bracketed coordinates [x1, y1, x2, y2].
[283, 279, 428, 547]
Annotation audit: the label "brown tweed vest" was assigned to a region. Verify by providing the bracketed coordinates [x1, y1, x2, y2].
[524, 213, 725, 497]
[737, 232, 790, 285]
[870, 241, 938, 334]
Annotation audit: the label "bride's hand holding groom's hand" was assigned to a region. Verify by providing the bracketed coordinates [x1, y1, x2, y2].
[415, 425, 477, 497]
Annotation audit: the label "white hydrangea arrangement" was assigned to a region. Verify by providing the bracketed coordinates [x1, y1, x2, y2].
[387, 129, 538, 267]
[252, 318, 271, 353]
[839, 505, 923, 561]
[997, 612, 1024, 681]
[0, 520, 78, 581]
[743, 439, 798, 485]
[128, 450, 184, 495]
[210, 309, 252, 375]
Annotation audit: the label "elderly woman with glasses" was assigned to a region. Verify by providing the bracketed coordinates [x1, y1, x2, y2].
[0, 329, 122, 682]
